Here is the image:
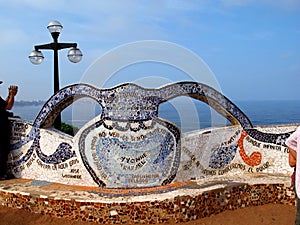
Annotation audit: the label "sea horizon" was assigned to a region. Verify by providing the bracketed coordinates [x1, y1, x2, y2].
[11, 99, 300, 133]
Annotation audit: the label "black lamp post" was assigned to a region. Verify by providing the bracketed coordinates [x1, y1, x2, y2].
[29, 20, 82, 130]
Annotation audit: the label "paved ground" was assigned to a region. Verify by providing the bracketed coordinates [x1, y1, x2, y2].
[0, 203, 296, 225]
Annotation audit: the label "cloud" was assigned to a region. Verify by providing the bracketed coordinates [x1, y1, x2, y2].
[246, 31, 274, 41]
[0, 0, 65, 11]
[280, 51, 295, 58]
[220, 0, 254, 7]
[164, 0, 211, 11]
[220, 0, 300, 10]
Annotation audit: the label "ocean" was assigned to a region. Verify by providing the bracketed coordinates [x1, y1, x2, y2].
[12, 100, 300, 133]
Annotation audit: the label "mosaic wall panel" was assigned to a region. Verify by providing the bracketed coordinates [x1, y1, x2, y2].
[6, 82, 298, 188]
[178, 125, 296, 181]
[78, 118, 180, 188]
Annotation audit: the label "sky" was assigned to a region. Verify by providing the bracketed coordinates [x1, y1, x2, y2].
[0, 0, 299, 101]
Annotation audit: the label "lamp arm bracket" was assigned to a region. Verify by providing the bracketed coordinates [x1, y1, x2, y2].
[35, 43, 77, 51]
[58, 43, 77, 50]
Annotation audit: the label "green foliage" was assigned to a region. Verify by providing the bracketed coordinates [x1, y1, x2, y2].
[61, 122, 79, 136]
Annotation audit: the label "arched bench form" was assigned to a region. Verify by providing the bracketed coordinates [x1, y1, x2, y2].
[33, 81, 253, 130]
[9, 81, 294, 188]
[31, 81, 256, 187]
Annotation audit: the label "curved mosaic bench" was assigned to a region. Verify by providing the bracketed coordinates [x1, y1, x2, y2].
[7, 82, 295, 188]
[2, 81, 297, 223]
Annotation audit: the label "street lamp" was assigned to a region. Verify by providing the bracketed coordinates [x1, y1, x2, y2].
[29, 20, 82, 130]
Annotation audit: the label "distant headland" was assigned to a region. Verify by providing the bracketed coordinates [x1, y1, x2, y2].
[14, 100, 45, 106]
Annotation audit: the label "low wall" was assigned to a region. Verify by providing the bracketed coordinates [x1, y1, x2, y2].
[8, 118, 296, 187]
[0, 176, 295, 224]
[1, 121, 296, 223]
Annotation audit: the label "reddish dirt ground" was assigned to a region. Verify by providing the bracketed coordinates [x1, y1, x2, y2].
[0, 203, 296, 225]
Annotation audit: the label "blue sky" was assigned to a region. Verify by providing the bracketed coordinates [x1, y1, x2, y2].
[0, 0, 299, 101]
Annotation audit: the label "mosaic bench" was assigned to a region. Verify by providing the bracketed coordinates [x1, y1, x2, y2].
[1, 81, 297, 223]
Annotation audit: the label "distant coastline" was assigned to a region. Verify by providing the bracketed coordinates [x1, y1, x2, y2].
[14, 100, 45, 107]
